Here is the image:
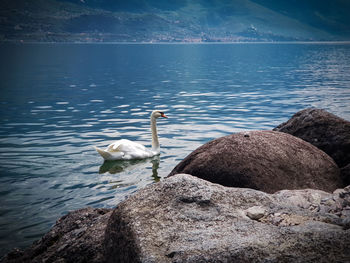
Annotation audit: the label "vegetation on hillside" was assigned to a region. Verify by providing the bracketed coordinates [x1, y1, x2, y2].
[1, 0, 349, 42]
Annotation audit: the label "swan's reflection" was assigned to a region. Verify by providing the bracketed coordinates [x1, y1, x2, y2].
[150, 157, 161, 182]
[99, 155, 161, 182]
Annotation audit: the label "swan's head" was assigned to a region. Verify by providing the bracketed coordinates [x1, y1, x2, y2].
[152, 110, 168, 119]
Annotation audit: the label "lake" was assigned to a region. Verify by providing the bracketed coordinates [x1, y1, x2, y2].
[0, 42, 350, 256]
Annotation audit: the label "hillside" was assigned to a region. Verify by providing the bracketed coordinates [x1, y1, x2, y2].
[0, 0, 349, 42]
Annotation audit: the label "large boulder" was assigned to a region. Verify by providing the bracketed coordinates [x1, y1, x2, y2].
[273, 108, 350, 169]
[1, 208, 112, 263]
[169, 130, 342, 193]
[341, 163, 350, 186]
[3, 175, 350, 263]
[104, 174, 350, 263]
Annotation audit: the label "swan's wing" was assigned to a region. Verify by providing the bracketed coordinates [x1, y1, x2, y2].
[107, 139, 148, 154]
[95, 146, 125, 161]
[106, 141, 123, 152]
[102, 139, 154, 160]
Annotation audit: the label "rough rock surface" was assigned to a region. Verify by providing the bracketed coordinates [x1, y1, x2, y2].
[2, 175, 350, 263]
[1, 207, 112, 263]
[169, 130, 342, 193]
[104, 174, 350, 263]
[341, 163, 350, 186]
[274, 108, 350, 169]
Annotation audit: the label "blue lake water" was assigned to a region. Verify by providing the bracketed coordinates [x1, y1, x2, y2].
[0, 43, 350, 256]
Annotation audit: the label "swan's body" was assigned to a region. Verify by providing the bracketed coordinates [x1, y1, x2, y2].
[95, 139, 156, 160]
[95, 110, 168, 161]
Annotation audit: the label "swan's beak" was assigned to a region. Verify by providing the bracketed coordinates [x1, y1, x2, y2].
[161, 113, 168, 118]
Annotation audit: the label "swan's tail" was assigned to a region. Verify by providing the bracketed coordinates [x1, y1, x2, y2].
[94, 146, 123, 161]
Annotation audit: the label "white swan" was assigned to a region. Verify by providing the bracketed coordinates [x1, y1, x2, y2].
[94, 110, 168, 161]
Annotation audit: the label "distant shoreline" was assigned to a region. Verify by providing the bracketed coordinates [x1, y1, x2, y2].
[2, 40, 350, 45]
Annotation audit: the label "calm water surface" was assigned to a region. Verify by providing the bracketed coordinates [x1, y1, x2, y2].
[0, 43, 350, 255]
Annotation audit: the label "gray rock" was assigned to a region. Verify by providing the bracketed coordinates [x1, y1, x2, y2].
[341, 163, 350, 187]
[3, 175, 350, 263]
[104, 174, 350, 263]
[169, 130, 342, 193]
[1, 208, 112, 263]
[246, 206, 266, 220]
[274, 108, 350, 169]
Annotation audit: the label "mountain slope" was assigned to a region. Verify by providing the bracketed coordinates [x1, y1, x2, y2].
[0, 0, 349, 42]
[251, 0, 350, 37]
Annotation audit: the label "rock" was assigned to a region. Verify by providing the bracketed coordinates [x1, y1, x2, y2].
[341, 163, 350, 186]
[3, 175, 350, 263]
[273, 108, 350, 168]
[1, 208, 112, 263]
[245, 206, 266, 220]
[169, 130, 342, 193]
[104, 174, 350, 263]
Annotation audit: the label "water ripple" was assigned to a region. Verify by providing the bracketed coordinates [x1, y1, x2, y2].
[1, 43, 350, 257]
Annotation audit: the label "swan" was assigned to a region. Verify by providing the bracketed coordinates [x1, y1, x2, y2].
[94, 110, 168, 161]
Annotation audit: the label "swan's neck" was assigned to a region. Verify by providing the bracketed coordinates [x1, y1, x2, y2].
[151, 116, 160, 153]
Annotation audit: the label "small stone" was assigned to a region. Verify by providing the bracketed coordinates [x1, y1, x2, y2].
[246, 206, 266, 220]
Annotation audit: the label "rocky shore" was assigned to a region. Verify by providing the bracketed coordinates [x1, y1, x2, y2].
[2, 108, 350, 263]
